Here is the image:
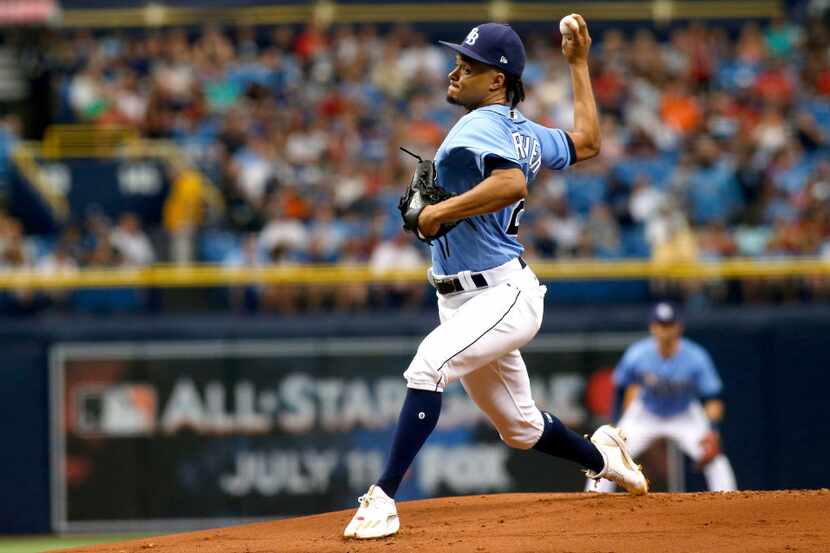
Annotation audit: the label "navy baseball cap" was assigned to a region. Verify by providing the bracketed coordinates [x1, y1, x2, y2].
[651, 302, 681, 324]
[439, 23, 526, 78]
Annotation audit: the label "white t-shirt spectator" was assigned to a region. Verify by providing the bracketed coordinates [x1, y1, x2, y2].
[259, 219, 308, 256]
[37, 251, 78, 274]
[110, 227, 155, 266]
[629, 183, 666, 224]
[369, 238, 423, 273]
[234, 149, 273, 205]
[398, 44, 445, 83]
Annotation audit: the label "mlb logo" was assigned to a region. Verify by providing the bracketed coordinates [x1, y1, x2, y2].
[75, 384, 157, 437]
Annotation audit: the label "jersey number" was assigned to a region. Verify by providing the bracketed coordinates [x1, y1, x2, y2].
[506, 199, 526, 235]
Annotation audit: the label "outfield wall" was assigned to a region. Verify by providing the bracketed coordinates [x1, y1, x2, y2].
[1, 306, 828, 533]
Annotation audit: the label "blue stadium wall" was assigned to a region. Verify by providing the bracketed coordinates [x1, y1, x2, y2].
[1, 306, 829, 533]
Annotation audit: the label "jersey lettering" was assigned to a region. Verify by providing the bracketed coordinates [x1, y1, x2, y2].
[529, 137, 542, 176]
[511, 132, 541, 177]
[511, 132, 529, 159]
[506, 199, 526, 235]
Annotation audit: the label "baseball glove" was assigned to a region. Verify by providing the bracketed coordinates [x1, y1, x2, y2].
[398, 147, 459, 243]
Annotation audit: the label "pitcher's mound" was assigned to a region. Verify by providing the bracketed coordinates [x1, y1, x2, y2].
[58, 490, 829, 553]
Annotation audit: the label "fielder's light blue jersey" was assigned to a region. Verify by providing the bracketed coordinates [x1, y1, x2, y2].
[614, 337, 723, 417]
[432, 104, 572, 275]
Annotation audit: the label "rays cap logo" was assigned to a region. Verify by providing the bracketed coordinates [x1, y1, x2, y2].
[439, 22, 526, 78]
[651, 302, 681, 324]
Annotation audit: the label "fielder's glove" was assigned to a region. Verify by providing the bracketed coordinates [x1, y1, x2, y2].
[398, 147, 459, 243]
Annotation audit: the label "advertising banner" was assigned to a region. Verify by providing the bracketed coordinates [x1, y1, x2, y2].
[51, 335, 638, 532]
[0, 0, 56, 24]
[31, 158, 170, 225]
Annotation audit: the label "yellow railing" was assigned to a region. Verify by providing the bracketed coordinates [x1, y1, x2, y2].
[9, 147, 70, 220]
[2, 257, 828, 290]
[40, 124, 141, 159]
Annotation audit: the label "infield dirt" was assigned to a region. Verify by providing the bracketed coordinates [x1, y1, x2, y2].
[57, 490, 829, 553]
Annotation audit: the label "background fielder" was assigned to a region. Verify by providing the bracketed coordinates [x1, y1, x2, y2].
[345, 16, 648, 540]
[588, 302, 737, 493]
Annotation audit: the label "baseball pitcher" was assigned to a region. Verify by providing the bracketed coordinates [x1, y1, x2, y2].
[345, 16, 648, 539]
[586, 302, 737, 493]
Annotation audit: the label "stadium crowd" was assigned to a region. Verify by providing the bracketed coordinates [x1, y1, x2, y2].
[1, 13, 830, 313]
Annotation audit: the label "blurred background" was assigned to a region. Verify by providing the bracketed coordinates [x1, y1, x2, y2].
[0, 0, 829, 547]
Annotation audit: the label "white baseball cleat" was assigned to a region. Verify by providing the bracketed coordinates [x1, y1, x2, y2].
[343, 485, 400, 539]
[585, 425, 649, 496]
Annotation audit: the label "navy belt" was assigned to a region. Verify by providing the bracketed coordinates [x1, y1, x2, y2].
[435, 257, 526, 295]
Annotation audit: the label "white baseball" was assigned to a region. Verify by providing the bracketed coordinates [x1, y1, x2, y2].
[559, 15, 579, 37]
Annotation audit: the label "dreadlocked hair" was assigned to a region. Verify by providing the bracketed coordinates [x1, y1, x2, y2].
[506, 74, 525, 109]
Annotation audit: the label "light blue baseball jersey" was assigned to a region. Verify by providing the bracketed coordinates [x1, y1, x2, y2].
[614, 337, 723, 417]
[431, 104, 572, 275]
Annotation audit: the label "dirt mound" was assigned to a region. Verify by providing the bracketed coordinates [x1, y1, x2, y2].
[58, 490, 830, 553]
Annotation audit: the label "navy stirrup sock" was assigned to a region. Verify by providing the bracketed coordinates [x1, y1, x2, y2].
[376, 388, 442, 498]
[533, 410, 604, 473]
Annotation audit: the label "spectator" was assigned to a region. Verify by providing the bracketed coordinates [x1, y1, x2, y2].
[223, 232, 267, 312]
[36, 233, 80, 309]
[164, 167, 208, 264]
[369, 230, 426, 309]
[697, 222, 738, 259]
[259, 193, 308, 260]
[660, 81, 702, 136]
[629, 174, 666, 227]
[540, 196, 583, 258]
[0, 15, 824, 313]
[110, 213, 155, 266]
[583, 203, 621, 257]
[685, 135, 742, 225]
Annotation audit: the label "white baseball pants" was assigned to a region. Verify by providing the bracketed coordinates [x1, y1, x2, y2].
[588, 397, 737, 492]
[404, 262, 547, 449]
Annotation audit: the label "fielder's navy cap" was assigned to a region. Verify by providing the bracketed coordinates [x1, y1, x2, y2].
[651, 302, 681, 324]
[439, 23, 526, 78]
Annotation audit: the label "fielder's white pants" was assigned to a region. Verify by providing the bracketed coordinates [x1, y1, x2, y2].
[404, 262, 547, 449]
[587, 397, 737, 492]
